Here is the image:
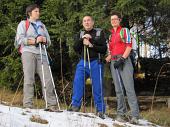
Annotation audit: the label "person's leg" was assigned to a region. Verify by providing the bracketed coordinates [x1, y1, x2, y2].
[110, 61, 127, 116]
[71, 59, 88, 108]
[120, 57, 139, 118]
[90, 60, 105, 113]
[129, 50, 136, 69]
[22, 52, 36, 108]
[36, 54, 56, 107]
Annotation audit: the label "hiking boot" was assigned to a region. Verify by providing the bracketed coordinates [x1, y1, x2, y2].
[115, 115, 128, 122]
[97, 112, 105, 119]
[24, 108, 32, 113]
[67, 105, 80, 112]
[130, 117, 139, 124]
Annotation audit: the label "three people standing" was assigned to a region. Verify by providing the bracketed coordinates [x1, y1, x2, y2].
[15, 3, 139, 123]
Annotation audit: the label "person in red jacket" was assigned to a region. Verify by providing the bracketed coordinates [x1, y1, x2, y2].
[105, 11, 140, 124]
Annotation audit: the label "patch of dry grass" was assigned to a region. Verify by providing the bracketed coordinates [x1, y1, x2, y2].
[0, 87, 45, 108]
[112, 124, 124, 127]
[142, 107, 170, 127]
[0, 87, 23, 106]
[98, 123, 108, 127]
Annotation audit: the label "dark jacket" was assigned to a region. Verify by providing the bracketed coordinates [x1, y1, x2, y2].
[73, 28, 107, 60]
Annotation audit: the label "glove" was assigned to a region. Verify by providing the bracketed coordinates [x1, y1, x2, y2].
[114, 57, 125, 70]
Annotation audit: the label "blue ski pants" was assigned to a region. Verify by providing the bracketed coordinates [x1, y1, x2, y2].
[71, 59, 105, 112]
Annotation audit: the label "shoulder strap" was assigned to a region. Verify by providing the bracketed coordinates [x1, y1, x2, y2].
[25, 19, 30, 32]
[94, 28, 102, 37]
[80, 28, 102, 38]
[120, 28, 126, 43]
[80, 30, 85, 38]
[120, 27, 132, 44]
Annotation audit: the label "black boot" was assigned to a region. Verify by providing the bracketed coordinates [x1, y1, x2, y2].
[68, 105, 80, 112]
[97, 112, 105, 119]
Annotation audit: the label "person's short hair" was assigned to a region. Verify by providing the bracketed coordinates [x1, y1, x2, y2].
[82, 15, 94, 21]
[110, 11, 122, 19]
[26, 4, 39, 17]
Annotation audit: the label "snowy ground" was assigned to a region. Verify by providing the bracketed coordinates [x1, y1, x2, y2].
[0, 104, 160, 127]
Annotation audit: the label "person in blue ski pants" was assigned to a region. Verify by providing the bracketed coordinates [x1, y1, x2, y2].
[69, 15, 107, 119]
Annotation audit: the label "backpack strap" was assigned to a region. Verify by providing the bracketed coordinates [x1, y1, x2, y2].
[94, 28, 104, 62]
[18, 19, 30, 54]
[25, 19, 30, 32]
[80, 30, 85, 38]
[120, 28, 131, 43]
[120, 28, 126, 43]
[80, 28, 102, 38]
[94, 28, 102, 37]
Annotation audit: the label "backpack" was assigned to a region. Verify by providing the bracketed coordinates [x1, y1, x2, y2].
[120, 27, 131, 43]
[131, 33, 137, 50]
[14, 19, 30, 53]
[120, 28, 137, 50]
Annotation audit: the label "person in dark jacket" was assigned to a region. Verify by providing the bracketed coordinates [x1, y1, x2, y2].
[69, 15, 107, 119]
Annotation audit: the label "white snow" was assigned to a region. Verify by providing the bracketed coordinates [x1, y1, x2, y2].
[0, 104, 160, 127]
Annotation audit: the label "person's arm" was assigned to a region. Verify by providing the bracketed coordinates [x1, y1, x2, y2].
[15, 21, 36, 48]
[122, 28, 132, 59]
[90, 30, 107, 54]
[122, 46, 132, 58]
[16, 21, 30, 46]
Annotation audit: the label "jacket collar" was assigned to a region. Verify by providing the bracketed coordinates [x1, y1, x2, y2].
[111, 26, 122, 33]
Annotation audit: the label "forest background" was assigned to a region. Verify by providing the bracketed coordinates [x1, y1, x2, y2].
[0, 0, 169, 102]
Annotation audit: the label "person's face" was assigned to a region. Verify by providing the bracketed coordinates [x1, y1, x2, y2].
[29, 8, 40, 20]
[82, 16, 94, 31]
[111, 15, 121, 28]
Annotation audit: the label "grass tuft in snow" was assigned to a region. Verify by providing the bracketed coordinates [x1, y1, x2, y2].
[98, 123, 108, 127]
[112, 123, 124, 127]
[30, 115, 48, 124]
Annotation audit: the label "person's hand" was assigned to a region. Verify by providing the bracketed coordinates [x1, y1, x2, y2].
[114, 57, 125, 70]
[82, 34, 92, 39]
[42, 37, 47, 44]
[83, 38, 90, 46]
[36, 36, 43, 43]
[105, 55, 111, 63]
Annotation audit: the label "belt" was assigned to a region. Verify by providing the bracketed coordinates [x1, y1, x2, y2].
[111, 54, 122, 60]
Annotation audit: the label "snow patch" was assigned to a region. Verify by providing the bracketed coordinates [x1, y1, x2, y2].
[0, 104, 160, 127]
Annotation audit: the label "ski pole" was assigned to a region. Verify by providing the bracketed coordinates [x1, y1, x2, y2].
[86, 48, 95, 113]
[39, 43, 48, 109]
[43, 44, 61, 110]
[83, 45, 86, 112]
[98, 53, 104, 114]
